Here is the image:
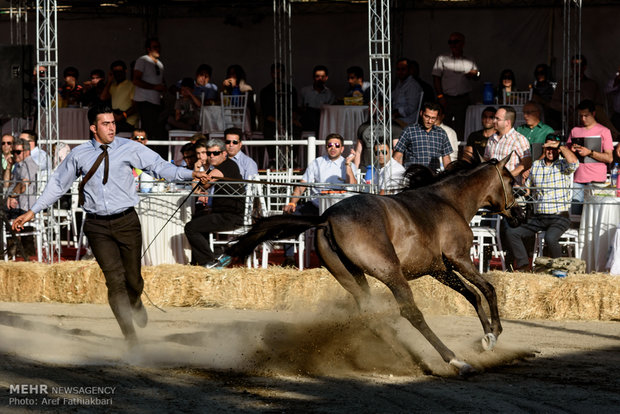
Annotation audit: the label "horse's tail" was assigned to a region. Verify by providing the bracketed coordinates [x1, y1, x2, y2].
[225, 215, 324, 259]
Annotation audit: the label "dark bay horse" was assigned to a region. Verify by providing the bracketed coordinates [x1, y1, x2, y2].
[227, 155, 522, 375]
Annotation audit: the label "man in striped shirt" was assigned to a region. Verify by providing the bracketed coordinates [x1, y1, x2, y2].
[504, 134, 579, 271]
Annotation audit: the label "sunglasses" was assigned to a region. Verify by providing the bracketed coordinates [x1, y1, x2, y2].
[225, 140, 239, 145]
[326, 142, 341, 149]
[375, 149, 388, 155]
[207, 151, 223, 156]
[133, 136, 146, 141]
[11, 150, 22, 155]
[2, 141, 12, 145]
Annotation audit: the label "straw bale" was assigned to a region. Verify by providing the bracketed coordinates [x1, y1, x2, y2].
[1, 262, 620, 321]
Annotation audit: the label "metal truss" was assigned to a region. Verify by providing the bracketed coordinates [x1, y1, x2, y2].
[560, 0, 582, 136]
[368, 0, 392, 192]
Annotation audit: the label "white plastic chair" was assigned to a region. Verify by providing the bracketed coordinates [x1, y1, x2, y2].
[470, 212, 506, 273]
[220, 91, 248, 131]
[532, 228, 581, 262]
[208, 177, 267, 268]
[502, 89, 533, 105]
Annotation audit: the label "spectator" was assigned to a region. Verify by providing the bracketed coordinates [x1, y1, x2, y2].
[345, 66, 370, 104]
[484, 106, 532, 184]
[393, 102, 452, 171]
[300, 65, 336, 134]
[59, 66, 84, 107]
[516, 101, 555, 158]
[82, 69, 108, 107]
[432, 32, 480, 139]
[434, 106, 459, 163]
[604, 64, 620, 133]
[392, 58, 423, 127]
[497, 69, 516, 103]
[192, 64, 218, 103]
[180, 142, 197, 170]
[224, 127, 258, 180]
[133, 38, 166, 157]
[354, 107, 403, 172]
[374, 142, 405, 195]
[1, 134, 14, 186]
[409, 59, 435, 106]
[168, 77, 201, 131]
[100, 60, 138, 132]
[463, 106, 496, 163]
[567, 99, 614, 215]
[184, 138, 244, 268]
[222, 64, 256, 130]
[5, 138, 38, 219]
[505, 134, 578, 272]
[531, 63, 555, 104]
[19, 130, 49, 172]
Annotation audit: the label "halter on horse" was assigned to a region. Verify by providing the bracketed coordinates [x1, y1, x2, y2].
[227, 155, 522, 375]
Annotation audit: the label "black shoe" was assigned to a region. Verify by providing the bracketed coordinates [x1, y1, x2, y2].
[132, 299, 148, 328]
[515, 264, 531, 272]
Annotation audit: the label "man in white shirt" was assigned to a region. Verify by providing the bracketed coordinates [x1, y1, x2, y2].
[19, 130, 49, 172]
[133, 38, 166, 157]
[432, 32, 480, 140]
[224, 127, 258, 180]
[374, 143, 405, 195]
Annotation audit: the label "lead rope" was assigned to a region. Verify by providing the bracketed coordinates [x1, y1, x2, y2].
[494, 164, 515, 210]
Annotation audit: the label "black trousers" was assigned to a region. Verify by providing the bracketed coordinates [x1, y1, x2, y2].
[184, 212, 243, 266]
[83, 210, 143, 341]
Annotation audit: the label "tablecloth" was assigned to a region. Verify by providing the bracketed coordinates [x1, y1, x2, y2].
[318, 105, 369, 142]
[579, 195, 620, 272]
[136, 192, 194, 266]
[200, 105, 251, 136]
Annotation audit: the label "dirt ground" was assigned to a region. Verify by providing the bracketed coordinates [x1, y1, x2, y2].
[1, 300, 620, 413]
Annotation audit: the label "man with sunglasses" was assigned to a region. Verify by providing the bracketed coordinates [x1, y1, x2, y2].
[5, 138, 38, 219]
[374, 143, 405, 195]
[432, 32, 480, 140]
[1, 134, 13, 183]
[184, 138, 244, 269]
[12, 104, 208, 347]
[224, 128, 258, 180]
[504, 134, 578, 272]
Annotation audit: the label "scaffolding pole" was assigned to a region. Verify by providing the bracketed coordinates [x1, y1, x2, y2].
[561, 0, 582, 135]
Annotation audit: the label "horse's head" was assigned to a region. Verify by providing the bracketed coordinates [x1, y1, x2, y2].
[484, 153, 524, 225]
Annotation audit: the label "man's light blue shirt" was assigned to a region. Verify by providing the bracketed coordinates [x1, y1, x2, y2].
[32, 138, 194, 215]
[302, 155, 358, 207]
[231, 150, 258, 179]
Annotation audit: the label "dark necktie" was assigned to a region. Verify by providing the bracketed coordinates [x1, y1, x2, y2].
[78, 144, 109, 207]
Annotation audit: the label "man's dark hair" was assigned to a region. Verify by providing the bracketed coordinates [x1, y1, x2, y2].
[396, 57, 409, 67]
[181, 142, 195, 154]
[145, 37, 159, 50]
[313, 65, 328, 76]
[87, 104, 114, 125]
[110, 60, 127, 71]
[577, 99, 596, 113]
[196, 64, 212, 78]
[481, 106, 497, 116]
[194, 138, 208, 150]
[180, 77, 194, 89]
[63, 66, 79, 79]
[499, 105, 517, 126]
[226, 64, 247, 82]
[90, 69, 105, 79]
[224, 127, 243, 140]
[421, 102, 441, 113]
[20, 129, 37, 144]
[325, 133, 344, 145]
[347, 66, 364, 79]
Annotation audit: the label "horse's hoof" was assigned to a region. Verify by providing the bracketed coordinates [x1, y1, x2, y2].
[481, 333, 497, 351]
[450, 358, 477, 377]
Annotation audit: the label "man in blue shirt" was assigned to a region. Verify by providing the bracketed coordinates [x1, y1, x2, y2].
[224, 127, 258, 180]
[12, 104, 208, 347]
[393, 102, 453, 171]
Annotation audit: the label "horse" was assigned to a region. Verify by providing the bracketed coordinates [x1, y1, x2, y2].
[226, 155, 523, 376]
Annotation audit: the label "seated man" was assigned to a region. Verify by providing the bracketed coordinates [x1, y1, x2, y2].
[282, 133, 357, 266]
[1, 134, 13, 188]
[192, 64, 218, 104]
[168, 77, 201, 131]
[515, 101, 554, 159]
[393, 102, 453, 171]
[299, 65, 336, 134]
[224, 127, 258, 180]
[374, 142, 405, 195]
[505, 134, 578, 271]
[345, 66, 370, 104]
[20, 130, 49, 172]
[463, 106, 496, 163]
[184, 138, 244, 268]
[5, 138, 39, 219]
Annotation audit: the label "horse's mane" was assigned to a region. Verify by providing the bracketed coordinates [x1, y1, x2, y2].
[402, 159, 498, 190]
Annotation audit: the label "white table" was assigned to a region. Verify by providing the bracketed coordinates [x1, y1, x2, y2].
[464, 104, 524, 141]
[579, 195, 620, 272]
[136, 192, 194, 266]
[318, 104, 369, 142]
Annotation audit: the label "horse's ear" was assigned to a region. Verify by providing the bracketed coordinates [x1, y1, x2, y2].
[498, 152, 513, 169]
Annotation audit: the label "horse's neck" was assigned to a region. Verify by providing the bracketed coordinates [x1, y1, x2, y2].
[435, 170, 495, 220]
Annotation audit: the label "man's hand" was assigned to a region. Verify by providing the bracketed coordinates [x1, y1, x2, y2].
[345, 149, 356, 165]
[571, 144, 591, 157]
[283, 202, 296, 214]
[12, 210, 35, 232]
[192, 171, 208, 180]
[7, 198, 17, 210]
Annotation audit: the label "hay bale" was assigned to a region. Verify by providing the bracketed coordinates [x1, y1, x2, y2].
[1, 262, 620, 321]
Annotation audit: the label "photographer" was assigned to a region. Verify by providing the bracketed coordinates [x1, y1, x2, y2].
[505, 134, 579, 272]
